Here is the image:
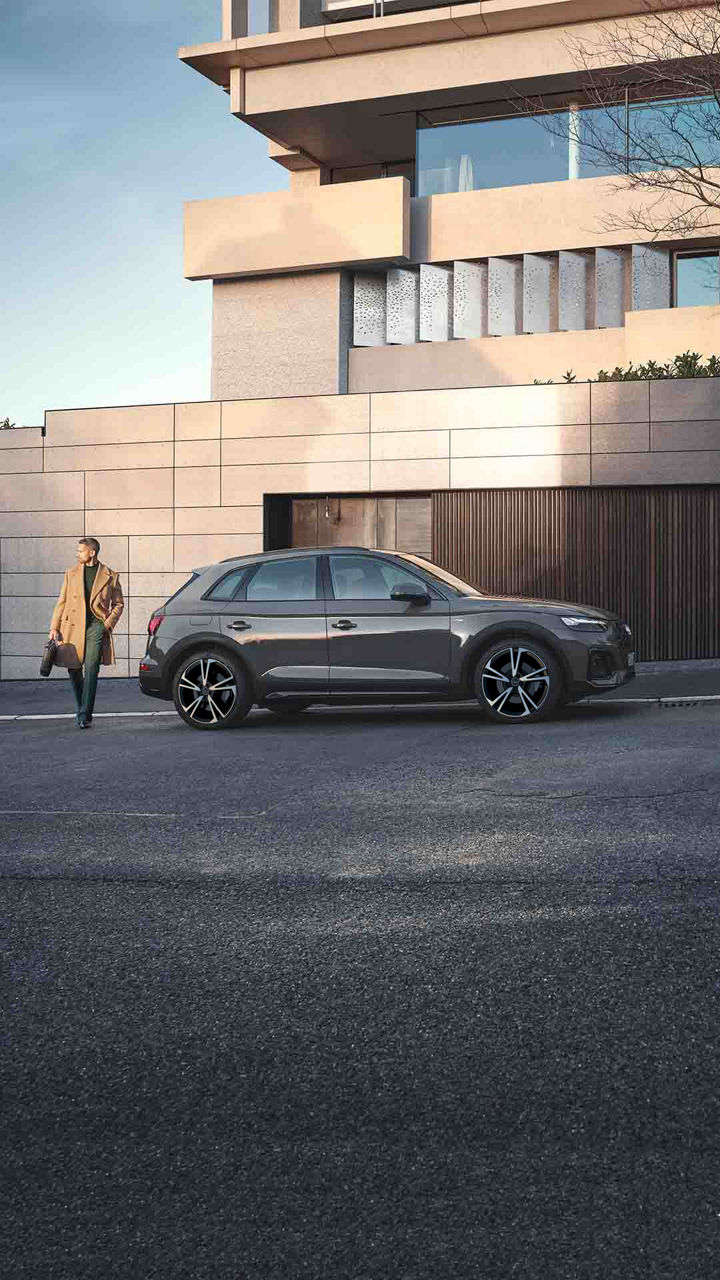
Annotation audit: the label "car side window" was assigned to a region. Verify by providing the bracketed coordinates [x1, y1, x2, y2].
[329, 555, 429, 601]
[206, 567, 248, 601]
[245, 557, 318, 602]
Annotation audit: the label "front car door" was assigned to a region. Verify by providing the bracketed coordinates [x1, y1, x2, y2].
[324, 553, 450, 694]
[220, 554, 328, 698]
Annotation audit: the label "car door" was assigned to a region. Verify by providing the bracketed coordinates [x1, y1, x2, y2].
[220, 555, 328, 696]
[324, 553, 450, 693]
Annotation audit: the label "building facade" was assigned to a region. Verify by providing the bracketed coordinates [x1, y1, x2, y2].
[2, 0, 720, 675]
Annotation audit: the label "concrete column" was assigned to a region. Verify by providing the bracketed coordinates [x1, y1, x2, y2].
[419, 264, 453, 342]
[452, 261, 488, 339]
[595, 247, 628, 329]
[523, 253, 558, 333]
[568, 102, 581, 180]
[222, 0, 248, 38]
[353, 273, 387, 347]
[386, 268, 419, 345]
[559, 250, 594, 331]
[488, 258, 523, 336]
[632, 244, 672, 311]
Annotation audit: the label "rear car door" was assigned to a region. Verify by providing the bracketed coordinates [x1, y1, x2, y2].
[324, 553, 450, 694]
[220, 555, 328, 696]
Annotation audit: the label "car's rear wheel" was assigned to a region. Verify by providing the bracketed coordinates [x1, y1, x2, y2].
[172, 650, 251, 730]
[474, 639, 563, 723]
[264, 701, 313, 719]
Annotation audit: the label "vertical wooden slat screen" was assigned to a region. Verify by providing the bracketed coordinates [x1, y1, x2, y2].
[432, 487, 720, 661]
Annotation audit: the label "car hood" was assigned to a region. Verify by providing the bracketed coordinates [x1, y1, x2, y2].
[457, 594, 618, 621]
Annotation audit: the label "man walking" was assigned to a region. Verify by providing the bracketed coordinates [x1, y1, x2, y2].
[48, 538, 125, 728]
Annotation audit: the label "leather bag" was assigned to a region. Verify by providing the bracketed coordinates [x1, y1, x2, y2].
[40, 638, 57, 678]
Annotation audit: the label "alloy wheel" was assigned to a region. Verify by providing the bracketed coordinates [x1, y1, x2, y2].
[480, 645, 551, 720]
[176, 656, 237, 727]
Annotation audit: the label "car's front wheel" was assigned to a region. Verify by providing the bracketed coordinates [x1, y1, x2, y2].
[474, 639, 563, 723]
[172, 650, 251, 730]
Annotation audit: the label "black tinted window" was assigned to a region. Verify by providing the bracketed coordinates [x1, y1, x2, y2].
[329, 555, 428, 600]
[246, 557, 318, 602]
[206, 567, 248, 601]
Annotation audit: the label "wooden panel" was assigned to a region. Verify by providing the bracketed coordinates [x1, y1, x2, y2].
[432, 487, 720, 661]
[396, 497, 432, 556]
[291, 499, 318, 548]
[290, 494, 432, 554]
[377, 497, 397, 550]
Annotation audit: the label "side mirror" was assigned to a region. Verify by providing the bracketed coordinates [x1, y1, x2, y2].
[390, 582, 431, 607]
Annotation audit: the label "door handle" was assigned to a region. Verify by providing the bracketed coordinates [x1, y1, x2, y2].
[227, 620, 251, 631]
[332, 619, 357, 631]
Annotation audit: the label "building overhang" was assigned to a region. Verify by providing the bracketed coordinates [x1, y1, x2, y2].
[178, 0, 710, 168]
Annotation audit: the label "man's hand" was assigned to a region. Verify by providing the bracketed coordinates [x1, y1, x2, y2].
[48, 629, 62, 643]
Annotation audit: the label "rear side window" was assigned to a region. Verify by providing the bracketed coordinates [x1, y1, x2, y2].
[245, 557, 318, 602]
[206, 567, 249, 601]
[164, 573, 199, 607]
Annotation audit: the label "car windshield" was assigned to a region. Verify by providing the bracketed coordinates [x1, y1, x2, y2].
[394, 554, 486, 596]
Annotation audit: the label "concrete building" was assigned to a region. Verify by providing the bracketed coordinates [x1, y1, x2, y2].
[2, 0, 720, 673]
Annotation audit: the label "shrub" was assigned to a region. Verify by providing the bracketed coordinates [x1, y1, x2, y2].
[535, 351, 720, 384]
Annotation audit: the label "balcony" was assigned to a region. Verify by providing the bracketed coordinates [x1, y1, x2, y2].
[184, 176, 409, 279]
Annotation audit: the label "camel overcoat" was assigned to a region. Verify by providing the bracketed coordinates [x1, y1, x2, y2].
[50, 562, 125, 669]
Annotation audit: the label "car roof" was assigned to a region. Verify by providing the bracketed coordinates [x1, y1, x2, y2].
[198, 545, 402, 573]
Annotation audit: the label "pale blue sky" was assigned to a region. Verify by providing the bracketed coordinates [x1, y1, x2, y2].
[1, 0, 287, 426]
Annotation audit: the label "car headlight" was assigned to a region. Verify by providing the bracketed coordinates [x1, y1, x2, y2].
[561, 616, 610, 633]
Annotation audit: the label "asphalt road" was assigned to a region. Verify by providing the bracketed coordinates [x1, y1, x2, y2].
[2, 701, 720, 1279]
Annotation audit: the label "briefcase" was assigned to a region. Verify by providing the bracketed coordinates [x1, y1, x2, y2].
[40, 639, 57, 678]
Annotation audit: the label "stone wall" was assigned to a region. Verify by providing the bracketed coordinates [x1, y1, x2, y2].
[2, 378, 720, 678]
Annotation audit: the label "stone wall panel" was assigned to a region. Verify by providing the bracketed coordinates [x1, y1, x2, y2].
[0, 473, 83, 513]
[46, 405, 173, 447]
[175, 402, 221, 440]
[173, 534, 263, 572]
[175, 467, 221, 508]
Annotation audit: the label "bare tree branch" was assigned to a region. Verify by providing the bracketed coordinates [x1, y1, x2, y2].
[515, 0, 720, 238]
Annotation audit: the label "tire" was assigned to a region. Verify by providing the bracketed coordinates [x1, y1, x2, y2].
[264, 701, 312, 719]
[474, 638, 564, 724]
[172, 649, 251, 730]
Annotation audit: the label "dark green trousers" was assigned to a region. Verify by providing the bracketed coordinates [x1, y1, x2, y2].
[68, 618, 106, 720]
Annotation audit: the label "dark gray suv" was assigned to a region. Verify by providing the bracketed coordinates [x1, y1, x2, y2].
[138, 546, 635, 729]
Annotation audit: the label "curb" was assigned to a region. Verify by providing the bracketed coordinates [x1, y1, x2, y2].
[0, 711, 177, 722]
[1, 696, 720, 723]
[578, 695, 720, 708]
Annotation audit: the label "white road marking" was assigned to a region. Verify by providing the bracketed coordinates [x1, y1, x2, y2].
[0, 809, 265, 819]
[0, 711, 176, 721]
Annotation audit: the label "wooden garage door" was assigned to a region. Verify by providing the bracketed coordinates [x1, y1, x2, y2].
[432, 487, 720, 661]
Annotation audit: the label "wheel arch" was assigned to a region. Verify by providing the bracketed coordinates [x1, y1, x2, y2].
[460, 623, 571, 697]
[165, 635, 257, 700]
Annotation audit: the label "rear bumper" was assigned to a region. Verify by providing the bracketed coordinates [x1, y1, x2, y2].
[138, 660, 171, 701]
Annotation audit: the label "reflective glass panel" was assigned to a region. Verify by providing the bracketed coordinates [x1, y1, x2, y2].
[629, 96, 718, 172]
[416, 105, 625, 196]
[675, 254, 720, 308]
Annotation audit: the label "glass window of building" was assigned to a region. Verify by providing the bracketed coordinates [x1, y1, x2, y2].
[674, 253, 720, 308]
[416, 93, 718, 197]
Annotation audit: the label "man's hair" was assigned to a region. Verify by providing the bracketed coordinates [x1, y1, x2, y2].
[79, 537, 100, 556]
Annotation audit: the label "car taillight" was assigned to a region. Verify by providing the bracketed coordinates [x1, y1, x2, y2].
[148, 611, 165, 636]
